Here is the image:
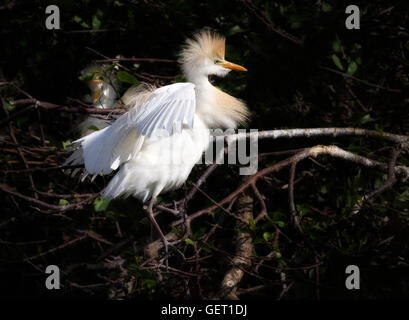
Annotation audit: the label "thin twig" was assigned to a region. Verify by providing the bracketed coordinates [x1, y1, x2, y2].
[0, 183, 98, 212]
[94, 57, 176, 64]
[288, 161, 301, 231]
[23, 234, 88, 261]
[241, 0, 303, 45]
[320, 66, 401, 93]
[86, 47, 153, 82]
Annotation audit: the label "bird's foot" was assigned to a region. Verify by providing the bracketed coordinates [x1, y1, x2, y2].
[161, 239, 185, 271]
[146, 198, 185, 271]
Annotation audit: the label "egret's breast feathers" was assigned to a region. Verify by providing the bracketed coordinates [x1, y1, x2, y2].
[196, 85, 249, 129]
[212, 86, 249, 127]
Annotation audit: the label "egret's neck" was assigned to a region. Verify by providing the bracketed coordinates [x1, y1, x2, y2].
[186, 73, 211, 90]
[186, 74, 219, 129]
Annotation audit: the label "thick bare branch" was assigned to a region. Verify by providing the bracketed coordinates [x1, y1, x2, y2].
[174, 145, 409, 229]
[231, 127, 409, 145]
[216, 193, 254, 299]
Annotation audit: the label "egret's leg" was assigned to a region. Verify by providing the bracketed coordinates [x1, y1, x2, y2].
[147, 197, 169, 252]
[146, 198, 185, 270]
[147, 198, 170, 270]
[147, 198, 167, 239]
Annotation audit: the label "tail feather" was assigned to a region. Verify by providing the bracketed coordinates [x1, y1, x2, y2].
[64, 82, 157, 197]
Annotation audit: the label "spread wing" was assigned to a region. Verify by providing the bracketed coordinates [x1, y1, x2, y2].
[130, 82, 195, 136]
[66, 82, 196, 175]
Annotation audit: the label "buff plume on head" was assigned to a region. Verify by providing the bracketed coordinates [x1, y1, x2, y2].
[180, 30, 226, 63]
[179, 30, 246, 83]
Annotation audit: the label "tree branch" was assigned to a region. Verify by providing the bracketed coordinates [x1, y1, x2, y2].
[174, 145, 409, 229]
[230, 127, 409, 145]
[216, 193, 254, 299]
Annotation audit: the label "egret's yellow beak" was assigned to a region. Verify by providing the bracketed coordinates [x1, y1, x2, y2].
[93, 90, 102, 104]
[221, 60, 247, 72]
[87, 80, 103, 103]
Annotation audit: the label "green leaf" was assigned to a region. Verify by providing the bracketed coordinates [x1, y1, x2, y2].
[94, 196, 111, 212]
[184, 238, 196, 246]
[332, 41, 341, 53]
[73, 16, 90, 29]
[117, 71, 139, 85]
[347, 61, 358, 75]
[95, 9, 103, 17]
[61, 140, 71, 150]
[58, 199, 69, 206]
[227, 25, 243, 36]
[263, 232, 275, 242]
[253, 237, 264, 245]
[332, 54, 344, 70]
[235, 229, 242, 237]
[248, 218, 256, 231]
[4, 97, 15, 111]
[322, 2, 332, 12]
[15, 116, 28, 128]
[397, 189, 409, 202]
[374, 178, 382, 188]
[359, 114, 373, 125]
[79, 72, 97, 82]
[87, 125, 100, 131]
[374, 124, 384, 134]
[274, 221, 285, 228]
[171, 225, 184, 238]
[107, 63, 118, 71]
[142, 278, 156, 290]
[400, 74, 409, 86]
[271, 211, 286, 222]
[296, 204, 311, 217]
[92, 14, 101, 30]
[289, 15, 302, 29]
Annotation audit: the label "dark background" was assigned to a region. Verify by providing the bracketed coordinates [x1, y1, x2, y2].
[0, 0, 409, 299]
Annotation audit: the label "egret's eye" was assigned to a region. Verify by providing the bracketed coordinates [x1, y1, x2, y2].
[214, 59, 222, 65]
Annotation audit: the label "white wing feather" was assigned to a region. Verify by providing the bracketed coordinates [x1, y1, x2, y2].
[129, 82, 195, 136]
[70, 82, 196, 175]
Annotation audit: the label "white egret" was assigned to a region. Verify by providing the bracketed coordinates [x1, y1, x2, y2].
[87, 79, 117, 109]
[76, 65, 119, 136]
[66, 30, 249, 256]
